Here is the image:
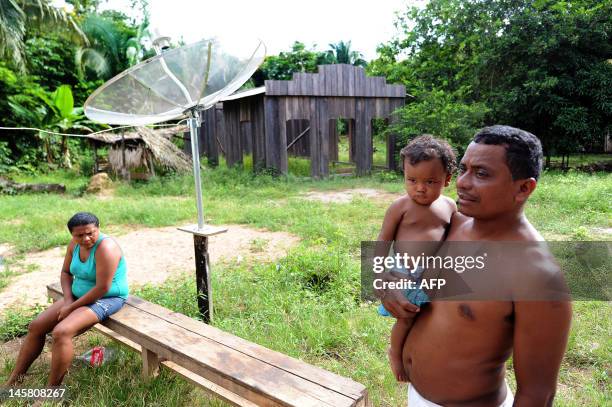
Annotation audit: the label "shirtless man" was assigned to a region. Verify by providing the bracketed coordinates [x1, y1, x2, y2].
[382, 125, 572, 406]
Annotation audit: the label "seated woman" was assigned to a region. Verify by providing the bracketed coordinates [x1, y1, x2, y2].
[5, 212, 128, 386]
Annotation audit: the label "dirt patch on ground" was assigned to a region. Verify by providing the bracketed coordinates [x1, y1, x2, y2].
[591, 227, 612, 236]
[301, 188, 399, 204]
[0, 243, 14, 257]
[0, 225, 300, 313]
[0, 243, 14, 273]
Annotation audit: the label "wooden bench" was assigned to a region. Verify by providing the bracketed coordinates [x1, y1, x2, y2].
[47, 283, 369, 406]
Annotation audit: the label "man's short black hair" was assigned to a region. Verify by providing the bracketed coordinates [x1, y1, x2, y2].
[67, 212, 99, 232]
[473, 125, 543, 180]
[400, 134, 457, 174]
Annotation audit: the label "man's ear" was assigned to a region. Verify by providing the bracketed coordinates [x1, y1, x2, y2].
[444, 172, 452, 187]
[514, 178, 537, 204]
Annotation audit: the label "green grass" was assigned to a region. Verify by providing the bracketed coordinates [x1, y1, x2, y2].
[0, 165, 610, 406]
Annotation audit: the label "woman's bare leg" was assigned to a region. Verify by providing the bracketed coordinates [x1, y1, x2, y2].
[5, 300, 66, 386]
[47, 307, 99, 386]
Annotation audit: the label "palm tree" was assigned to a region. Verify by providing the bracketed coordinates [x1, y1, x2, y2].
[0, 0, 84, 71]
[328, 40, 367, 67]
[75, 13, 151, 80]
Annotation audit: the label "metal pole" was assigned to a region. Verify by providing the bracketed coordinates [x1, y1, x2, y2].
[189, 111, 205, 230]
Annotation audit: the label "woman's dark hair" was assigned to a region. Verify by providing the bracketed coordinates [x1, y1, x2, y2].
[67, 212, 99, 232]
[400, 134, 457, 174]
[473, 125, 543, 180]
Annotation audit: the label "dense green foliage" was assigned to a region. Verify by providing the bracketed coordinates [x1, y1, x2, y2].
[3, 0, 609, 175]
[370, 0, 612, 161]
[0, 1, 150, 173]
[253, 40, 367, 84]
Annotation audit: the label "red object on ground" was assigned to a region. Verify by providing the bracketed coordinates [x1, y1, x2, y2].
[89, 346, 104, 367]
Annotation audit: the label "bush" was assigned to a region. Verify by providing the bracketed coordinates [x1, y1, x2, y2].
[390, 89, 490, 168]
[0, 304, 45, 341]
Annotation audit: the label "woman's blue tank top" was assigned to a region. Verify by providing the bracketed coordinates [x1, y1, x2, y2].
[70, 234, 129, 299]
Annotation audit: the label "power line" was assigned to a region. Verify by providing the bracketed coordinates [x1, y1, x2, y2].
[0, 120, 189, 138]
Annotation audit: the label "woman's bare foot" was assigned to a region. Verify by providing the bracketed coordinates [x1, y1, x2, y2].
[4, 373, 24, 387]
[388, 347, 408, 382]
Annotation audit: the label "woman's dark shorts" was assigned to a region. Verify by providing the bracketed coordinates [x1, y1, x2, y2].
[86, 297, 126, 321]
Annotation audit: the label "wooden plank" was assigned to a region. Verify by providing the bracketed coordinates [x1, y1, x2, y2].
[49, 284, 367, 403]
[318, 98, 330, 178]
[251, 96, 266, 173]
[354, 98, 366, 175]
[329, 119, 339, 162]
[312, 73, 320, 97]
[365, 99, 373, 174]
[347, 67, 355, 97]
[292, 97, 300, 121]
[203, 107, 219, 167]
[324, 66, 333, 96]
[299, 74, 308, 95]
[279, 98, 288, 174]
[264, 97, 280, 172]
[241, 122, 253, 155]
[331, 65, 338, 96]
[306, 74, 315, 96]
[224, 103, 240, 167]
[287, 77, 295, 95]
[356, 69, 365, 97]
[308, 98, 319, 178]
[348, 119, 355, 163]
[48, 285, 356, 407]
[167, 361, 260, 407]
[92, 325, 258, 407]
[279, 81, 288, 95]
[264, 80, 277, 95]
[215, 105, 226, 157]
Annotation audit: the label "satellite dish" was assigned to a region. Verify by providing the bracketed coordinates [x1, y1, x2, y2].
[84, 37, 266, 230]
[84, 37, 266, 126]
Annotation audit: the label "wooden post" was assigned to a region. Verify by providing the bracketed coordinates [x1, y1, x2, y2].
[194, 235, 211, 321]
[147, 151, 156, 177]
[178, 225, 228, 323]
[203, 108, 219, 167]
[142, 347, 160, 378]
[121, 131, 130, 181]
[91, 140, 98, 175]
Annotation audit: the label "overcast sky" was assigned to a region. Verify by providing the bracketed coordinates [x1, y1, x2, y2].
[99, 0, 424, 61]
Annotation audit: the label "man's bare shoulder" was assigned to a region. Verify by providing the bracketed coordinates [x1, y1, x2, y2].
[448, 211, 470, 232]
[502, 217, 545, 242]
[517, 218, 545, 241]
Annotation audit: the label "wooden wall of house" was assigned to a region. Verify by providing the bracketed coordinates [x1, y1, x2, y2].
[286, 119, 310, 157]
[217, 65, 406, 177]
[262, 95, 404, 177]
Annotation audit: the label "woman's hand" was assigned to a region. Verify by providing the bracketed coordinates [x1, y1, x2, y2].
[58, 305, 73, 321]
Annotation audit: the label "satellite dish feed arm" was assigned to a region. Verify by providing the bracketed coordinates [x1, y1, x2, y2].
[158, 55, 193, 105]
[198, 43, 213, 102]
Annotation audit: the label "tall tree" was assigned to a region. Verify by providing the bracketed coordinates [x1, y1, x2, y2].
[75, 11, 149, 80]
[370, 0, 612, 160]
[0, 0, 84, 71]
[327, 40, 366, 66]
